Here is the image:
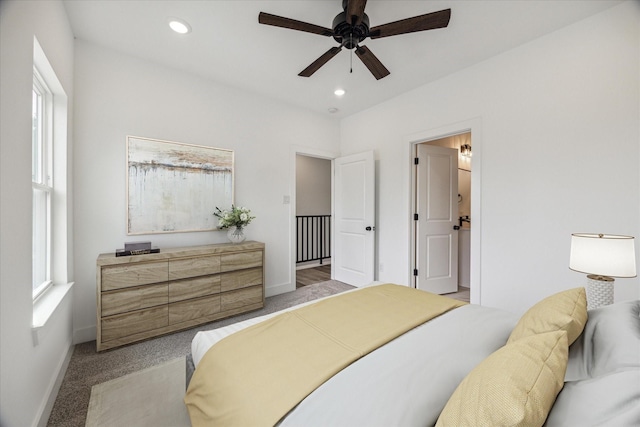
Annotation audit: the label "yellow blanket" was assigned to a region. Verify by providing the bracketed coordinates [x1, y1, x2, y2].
[184, 284, 465, 426]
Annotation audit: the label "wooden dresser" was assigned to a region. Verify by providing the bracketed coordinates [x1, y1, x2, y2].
[96, 241, 264, 351]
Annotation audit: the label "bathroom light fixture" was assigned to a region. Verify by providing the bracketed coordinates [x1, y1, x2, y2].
[334, 89, 346, 97]
[460, 143, 472, 157]
[569, 233, 636, 309]
[169, 18, 191, 34]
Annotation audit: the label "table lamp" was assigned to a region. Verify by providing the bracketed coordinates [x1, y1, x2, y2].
[569, 233, 636, 310]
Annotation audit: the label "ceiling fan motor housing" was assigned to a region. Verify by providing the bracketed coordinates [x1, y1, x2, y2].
[332, 11, 369, 49]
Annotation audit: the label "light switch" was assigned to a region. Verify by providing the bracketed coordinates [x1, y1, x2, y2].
[283, 195, 290, 204]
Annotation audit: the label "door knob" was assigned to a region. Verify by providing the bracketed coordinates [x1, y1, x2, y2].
[365, 226, 373, 231]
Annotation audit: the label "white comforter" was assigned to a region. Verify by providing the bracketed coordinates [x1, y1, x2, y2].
[191, 285, 517, 426]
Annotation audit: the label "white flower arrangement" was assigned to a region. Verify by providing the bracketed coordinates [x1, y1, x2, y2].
[214, 205, 255, 230]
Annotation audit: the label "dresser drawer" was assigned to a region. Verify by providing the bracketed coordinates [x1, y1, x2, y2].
[102, 261, 168, 291]
[169, 275, 221, 303]
[220, 267, 263, 292]
[101, 306, 168, 342]
[220, 250, 262, 272]
[169, 255, 220, 280]
[169, 294, 221, 325]
[102, 284, 168, 317]
[221, 285, 263, 312]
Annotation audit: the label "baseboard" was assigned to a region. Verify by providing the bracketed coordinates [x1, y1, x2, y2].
[265, 281, 294, 298]
[296, 261, 331, 270]
[73, 325, 96, 344]
[35, 342, 73, 427]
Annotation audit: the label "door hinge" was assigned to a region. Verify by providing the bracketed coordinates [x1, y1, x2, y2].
[413, 213, 418, 221]
[413, 268, 418, 276]
[414, 157, 419, 165]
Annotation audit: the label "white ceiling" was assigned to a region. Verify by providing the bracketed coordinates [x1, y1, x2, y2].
[63, 0, 623, 119]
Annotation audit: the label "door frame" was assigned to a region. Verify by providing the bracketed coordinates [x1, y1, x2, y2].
[406, 118, 483, 304]
[286, 145, 339, 296]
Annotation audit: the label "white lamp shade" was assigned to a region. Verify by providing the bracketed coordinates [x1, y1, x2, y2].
[570, 233, 637, 278]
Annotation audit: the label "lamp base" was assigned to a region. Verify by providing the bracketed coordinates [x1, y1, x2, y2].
[585, 274, 614, 310]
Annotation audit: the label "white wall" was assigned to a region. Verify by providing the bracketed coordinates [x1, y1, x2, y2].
[0, 1, 75, 426]
[72, 41, 340, 341]
[296, 155, 331, 216]
[340, 1, 640, 314]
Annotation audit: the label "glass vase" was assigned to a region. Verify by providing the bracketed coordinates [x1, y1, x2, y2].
[226, 226, 246, 244]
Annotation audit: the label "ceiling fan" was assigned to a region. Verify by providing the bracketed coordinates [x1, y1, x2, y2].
[258, 0, 451, 80]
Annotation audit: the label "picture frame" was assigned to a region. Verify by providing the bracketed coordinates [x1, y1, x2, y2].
[126, 136, 234, 235]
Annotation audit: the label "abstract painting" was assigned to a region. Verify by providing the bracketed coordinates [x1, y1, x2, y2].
[126, 136, 234, 234]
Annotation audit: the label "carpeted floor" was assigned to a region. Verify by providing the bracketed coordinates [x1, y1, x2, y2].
[47, 280, 353, 427]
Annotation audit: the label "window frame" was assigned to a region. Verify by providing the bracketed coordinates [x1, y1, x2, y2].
[32, 67, 53, 300]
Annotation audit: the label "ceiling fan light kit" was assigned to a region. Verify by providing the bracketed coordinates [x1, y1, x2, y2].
[258, 0, 451, 80]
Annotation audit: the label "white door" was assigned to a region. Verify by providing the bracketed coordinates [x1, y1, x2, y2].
[416, 145, 458, 294]
[334, 151, 375, 287]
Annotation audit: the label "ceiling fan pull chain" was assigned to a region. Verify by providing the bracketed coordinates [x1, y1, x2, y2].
[349, 30, 354, 74]
[350, 47, 353, 73]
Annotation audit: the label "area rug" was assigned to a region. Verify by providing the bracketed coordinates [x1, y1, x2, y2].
[85, 357, 190, 427]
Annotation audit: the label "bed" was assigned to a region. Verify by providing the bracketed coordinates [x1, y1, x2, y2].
[184, 283, 640, 427]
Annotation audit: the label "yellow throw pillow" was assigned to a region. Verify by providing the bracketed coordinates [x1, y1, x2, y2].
[507, 287, 587, 345]
[436, 331, 568, 427]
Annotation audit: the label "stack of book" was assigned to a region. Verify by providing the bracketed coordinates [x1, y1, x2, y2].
[115, 241, 160, 257]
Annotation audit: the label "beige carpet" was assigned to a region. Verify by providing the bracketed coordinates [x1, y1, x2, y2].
[85, 357, 190, 427]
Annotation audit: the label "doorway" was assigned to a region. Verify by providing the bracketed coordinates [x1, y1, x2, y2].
[289, 149, 376, 293]
[295, 154, 332, 288]
[413, 132, 472, 302]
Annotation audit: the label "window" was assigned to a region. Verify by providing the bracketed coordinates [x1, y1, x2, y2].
[32, 68, 53, 299]
[30, 37, 72, 333]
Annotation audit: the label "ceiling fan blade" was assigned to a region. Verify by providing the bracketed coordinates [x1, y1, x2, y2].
[355, 45, 390, 80]
[259, 12, 333, 37]
[369, 8, 451, 39]
[299, 47, 343, 77]
[346, 0, 367, 26]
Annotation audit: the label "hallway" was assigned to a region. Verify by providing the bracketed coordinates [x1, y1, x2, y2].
[296, 264, 331, 288]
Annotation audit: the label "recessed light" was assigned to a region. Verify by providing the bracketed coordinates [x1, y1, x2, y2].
[334, 89, 346, 97]
[169, 18, 191, 34]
